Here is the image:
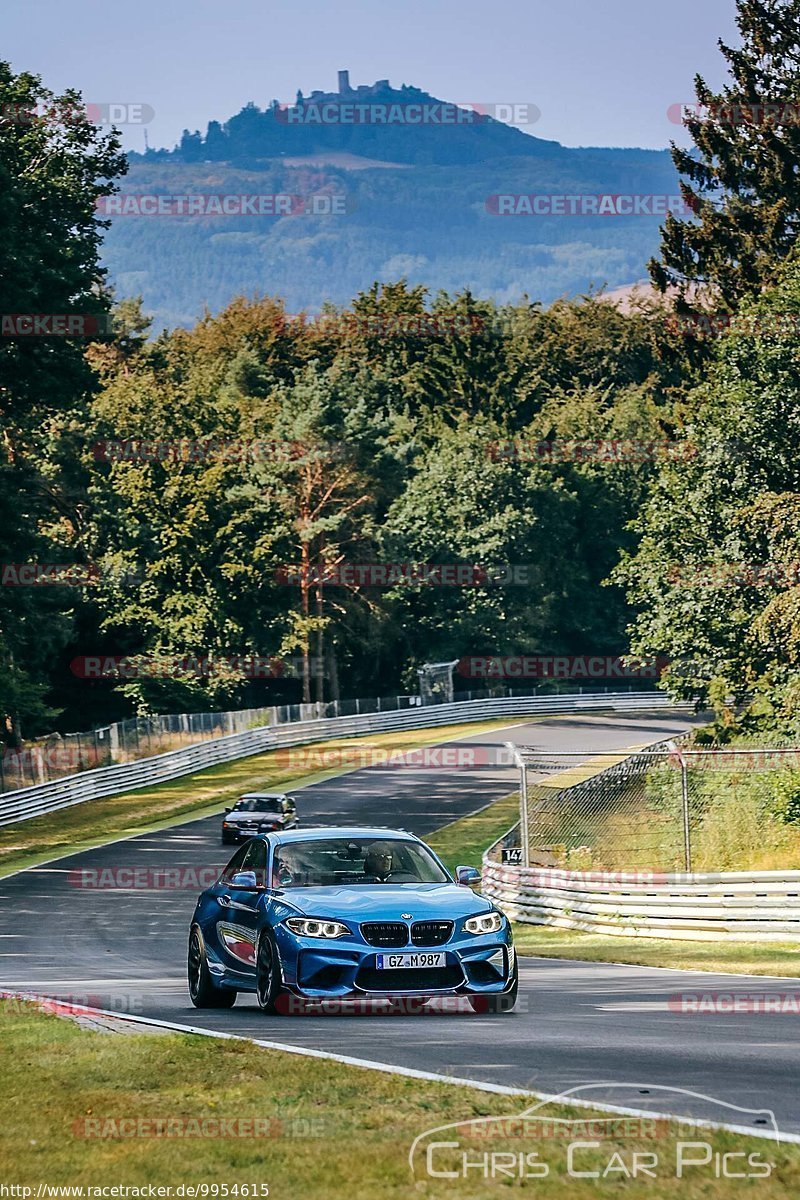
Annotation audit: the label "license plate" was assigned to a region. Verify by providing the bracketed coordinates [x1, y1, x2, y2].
[375, 952, 446, 970]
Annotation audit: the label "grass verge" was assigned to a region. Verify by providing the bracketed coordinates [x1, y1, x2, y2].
[426, 790, 519, 873]
[1, 1002, 797, 1196]
[510, 925, 800, 977]
[0, 718, 521, 879]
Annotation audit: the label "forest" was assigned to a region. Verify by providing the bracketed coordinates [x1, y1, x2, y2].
[4, 0, 800, 745]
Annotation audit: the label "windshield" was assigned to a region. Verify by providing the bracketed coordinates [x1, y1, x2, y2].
[271, 837, 449, 888]
[233, 797, 282, 813]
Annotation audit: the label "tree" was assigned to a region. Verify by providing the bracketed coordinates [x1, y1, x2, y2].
[258, 364, 389, 703]
[381, 416, 592, 670]
[616, 258, 800, 719]
[0, 61, 126, 739]
[204, 120, 227, 160]
[650, 0, 800, 309]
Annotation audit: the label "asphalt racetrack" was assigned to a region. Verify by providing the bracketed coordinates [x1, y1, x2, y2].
[2, 710, 799, 1137]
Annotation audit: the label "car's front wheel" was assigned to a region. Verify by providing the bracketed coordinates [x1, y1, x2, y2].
[188, 927, 236, 1008]
[255, 932, 288, 1014]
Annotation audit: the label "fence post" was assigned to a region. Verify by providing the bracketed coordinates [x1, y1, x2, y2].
[109, 721, 120, 762]
[680, 754, 692, 873]
[507, 741, 531, 869]
[520, 758, 530, 867]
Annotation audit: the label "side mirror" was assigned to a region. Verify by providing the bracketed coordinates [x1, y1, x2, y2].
[224, 806, 232, 814]
[455, 865, 481, 889]
[230, 870, 258, 889]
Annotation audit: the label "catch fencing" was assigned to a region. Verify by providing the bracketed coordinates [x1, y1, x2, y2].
[508, 744, 800, 873]
[0, 690, 685, 827]
[0, 681, 640, 794]
[0, 699, 418, 794]
[484, 744, 800, 940]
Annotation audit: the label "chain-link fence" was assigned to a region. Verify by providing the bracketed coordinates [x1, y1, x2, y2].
[0, 701, 406, 793]
[511, 744, 800, 874]
[0, 679, 659, 795]
[0, 726, 116, 793]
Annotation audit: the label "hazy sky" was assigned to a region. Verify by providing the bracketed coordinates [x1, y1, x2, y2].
[5, 0, 739, 152]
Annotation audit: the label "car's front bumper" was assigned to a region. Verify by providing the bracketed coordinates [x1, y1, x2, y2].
[222, 825, 279, 841]
[273, 925, 516, 999]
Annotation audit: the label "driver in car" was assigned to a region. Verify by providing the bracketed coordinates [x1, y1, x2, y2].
[362, 842, 420, 883]
[271, 854, 295, 888]
[363, 843, 395, 882]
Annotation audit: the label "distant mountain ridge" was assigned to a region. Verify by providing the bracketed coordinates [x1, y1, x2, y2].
[108, 72, 679, 329]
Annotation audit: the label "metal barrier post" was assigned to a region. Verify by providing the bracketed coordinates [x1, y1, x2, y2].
[507, 741, 530, 867]
[520, 758, 530, 868]
[680, 753, 692, 873]
[668, 739, 692, 873]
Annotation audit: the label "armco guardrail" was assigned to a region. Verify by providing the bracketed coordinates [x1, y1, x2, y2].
[481, 858, 800, 942]
[0, 690, 686, 827]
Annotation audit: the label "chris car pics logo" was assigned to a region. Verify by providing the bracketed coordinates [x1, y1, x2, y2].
[409, 1084, 780, 1183]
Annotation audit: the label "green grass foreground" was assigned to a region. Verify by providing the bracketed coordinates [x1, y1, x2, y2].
[1, 1002, 798, 1196]
[0, 717, 521, 878]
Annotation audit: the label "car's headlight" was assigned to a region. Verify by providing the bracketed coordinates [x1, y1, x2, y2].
[284, 917, 351, 939]
[463, 911, 504, 935]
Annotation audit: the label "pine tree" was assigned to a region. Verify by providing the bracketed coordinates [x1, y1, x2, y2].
[650, 0, 800, 310]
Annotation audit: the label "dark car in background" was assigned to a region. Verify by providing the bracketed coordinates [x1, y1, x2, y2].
[221, 793, 299, 844]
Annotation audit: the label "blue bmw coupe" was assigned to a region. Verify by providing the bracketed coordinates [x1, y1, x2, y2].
[188, 826, 518, 1014]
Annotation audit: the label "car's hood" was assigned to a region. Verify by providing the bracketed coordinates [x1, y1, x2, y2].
[225, 812, 280, 822]
[276, 882, 491, 920]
